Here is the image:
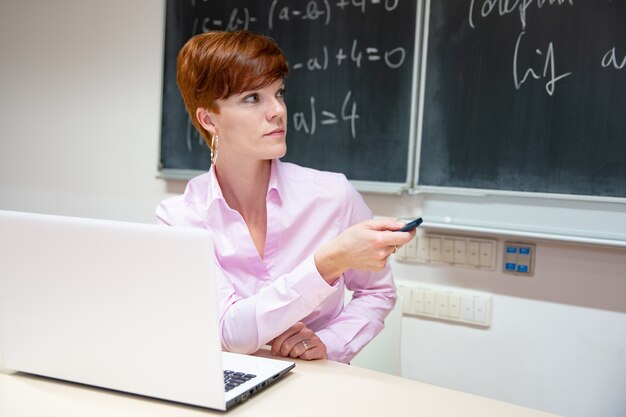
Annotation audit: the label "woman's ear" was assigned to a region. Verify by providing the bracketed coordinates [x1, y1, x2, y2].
[196, 108, 215, 133]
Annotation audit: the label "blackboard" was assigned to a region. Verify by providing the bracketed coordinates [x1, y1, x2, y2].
[160, 0, 418, 186]
[418, 0, 626, 198]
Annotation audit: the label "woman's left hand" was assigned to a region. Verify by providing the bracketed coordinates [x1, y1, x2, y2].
[270, 322, 328, 360]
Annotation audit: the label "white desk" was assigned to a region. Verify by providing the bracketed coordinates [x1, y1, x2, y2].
[0, 352, 560, 417]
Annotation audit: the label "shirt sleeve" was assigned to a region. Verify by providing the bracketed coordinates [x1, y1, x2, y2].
[216, 254, 339, 354]
[314, 178, 397, 363]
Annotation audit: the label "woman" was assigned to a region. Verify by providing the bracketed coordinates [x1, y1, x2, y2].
[156, 30, 415, 363]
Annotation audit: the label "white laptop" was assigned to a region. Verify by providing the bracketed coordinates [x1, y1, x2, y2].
[0, 210, 294, 411]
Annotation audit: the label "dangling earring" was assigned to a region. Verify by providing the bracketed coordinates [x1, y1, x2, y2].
[210, 134, 219, 165]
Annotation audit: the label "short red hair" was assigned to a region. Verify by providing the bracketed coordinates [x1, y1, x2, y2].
[176, 30, 289, 149]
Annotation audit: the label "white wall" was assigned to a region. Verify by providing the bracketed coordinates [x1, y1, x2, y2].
[0, 0, 170, 222]
[1, 2, 624, 417]
[394, 242, 626, 417]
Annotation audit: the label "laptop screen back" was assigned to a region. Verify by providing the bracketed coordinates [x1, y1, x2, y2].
[0, 210, 226, 408]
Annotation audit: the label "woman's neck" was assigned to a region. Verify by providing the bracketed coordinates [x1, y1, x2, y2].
[214, 157, 271, 258]
[215, 158, 271, 215]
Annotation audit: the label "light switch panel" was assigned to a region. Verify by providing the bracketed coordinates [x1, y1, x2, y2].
[429, 237, 442, 262]
[442, 238, 455, 263]
[423, 290, 436, 315]
[467, 241, 480, 266]
[503, 242, 536, 276]
[404, 236, 417, 259]
[448, 294, 461, 319]
[453, 239, 467, 265]
[436, 292, 449, 317]
[412, 288, 425, 314]
[417, 236, 430, 262]
[393, 228, 497, 271]
[402, 284, 492, 328]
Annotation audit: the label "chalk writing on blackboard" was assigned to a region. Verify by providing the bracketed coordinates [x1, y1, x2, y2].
[182, 1, 409, 144]
[191, 0, 403, 34]
[292, 91, 359, 138]
[185, 90, 360, 149]
[163, 0, 418, 185]
[419, 0, 626, 197]
[602, 47, 626, 70]
[466, 0, 626, 96]
[513, 31, 571, 96]
[290, 39, 406, 71]
[468, 0, 574, 30]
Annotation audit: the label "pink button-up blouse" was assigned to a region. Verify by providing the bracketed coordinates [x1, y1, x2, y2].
[155, 159, 396, 363]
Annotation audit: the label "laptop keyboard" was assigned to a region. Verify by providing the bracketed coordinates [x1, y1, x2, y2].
[224, 370, 257, 392]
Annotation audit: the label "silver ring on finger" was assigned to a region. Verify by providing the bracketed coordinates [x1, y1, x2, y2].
[301, 340, 310, 351]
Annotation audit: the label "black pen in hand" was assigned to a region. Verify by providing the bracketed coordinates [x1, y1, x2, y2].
[395, 217, 423, 232]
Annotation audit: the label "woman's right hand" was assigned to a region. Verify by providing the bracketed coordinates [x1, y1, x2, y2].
[270, 322, 328, 361]
[314, 219, 416, 283]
